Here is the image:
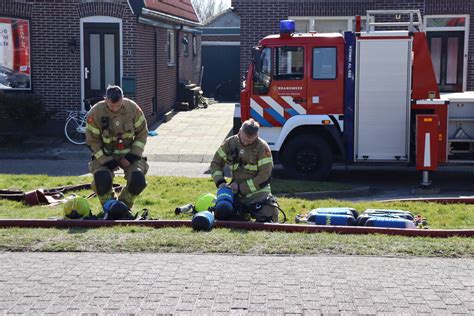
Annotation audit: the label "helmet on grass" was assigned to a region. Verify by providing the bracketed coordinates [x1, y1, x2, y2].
[63, 196, 91, 219]
[195, 193, 216, 212]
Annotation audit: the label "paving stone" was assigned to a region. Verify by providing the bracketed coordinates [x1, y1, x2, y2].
[0, 253, 473, 314]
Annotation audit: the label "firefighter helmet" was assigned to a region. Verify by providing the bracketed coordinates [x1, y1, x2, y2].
[195, 193, 216, 212]
[63, 196, 91, 219]
[103, 199, 130, 220]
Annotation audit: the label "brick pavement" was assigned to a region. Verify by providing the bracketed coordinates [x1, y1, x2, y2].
[0, 253, 472, 315]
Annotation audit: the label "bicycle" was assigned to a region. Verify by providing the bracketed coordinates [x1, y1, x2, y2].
[64, 99, 92, 145]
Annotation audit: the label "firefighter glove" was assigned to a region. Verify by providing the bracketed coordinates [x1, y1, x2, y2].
[104, 159, 119, 171]
[125, 153, 140, 164]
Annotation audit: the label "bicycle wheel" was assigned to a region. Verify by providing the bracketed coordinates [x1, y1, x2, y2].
[64, 115, 86, 145]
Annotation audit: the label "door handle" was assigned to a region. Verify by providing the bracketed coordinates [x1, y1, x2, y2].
[293, 98, 306, 103]
[84, 67, 90, 79]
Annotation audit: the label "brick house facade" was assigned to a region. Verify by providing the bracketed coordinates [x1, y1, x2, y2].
[233, 0, 473, 92]
[0, 0, 202, 136]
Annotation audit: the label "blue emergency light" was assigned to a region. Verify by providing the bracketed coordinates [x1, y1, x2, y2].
[280, 20, 295, 35]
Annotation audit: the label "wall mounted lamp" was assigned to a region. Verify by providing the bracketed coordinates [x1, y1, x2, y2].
[68, 37, 78, 53]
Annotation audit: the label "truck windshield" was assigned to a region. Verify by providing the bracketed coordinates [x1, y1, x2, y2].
[274, 46, 304, 80]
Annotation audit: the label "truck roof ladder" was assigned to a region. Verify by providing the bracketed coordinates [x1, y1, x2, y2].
[365, 10, 423, 33]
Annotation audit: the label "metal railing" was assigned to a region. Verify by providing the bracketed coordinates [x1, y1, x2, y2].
[365, 10, 423, 33]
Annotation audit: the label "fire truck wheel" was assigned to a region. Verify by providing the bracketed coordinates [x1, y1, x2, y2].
[281, 135, 333, 180]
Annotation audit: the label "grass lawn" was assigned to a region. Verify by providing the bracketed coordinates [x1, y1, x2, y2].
[0, 175, 472, 257]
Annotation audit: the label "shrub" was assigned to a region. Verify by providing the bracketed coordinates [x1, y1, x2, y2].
[0, 93, 50, 134]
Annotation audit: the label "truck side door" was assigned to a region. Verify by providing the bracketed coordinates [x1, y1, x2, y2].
[250, 45, 307, 127]
[306, 41, 344, 115]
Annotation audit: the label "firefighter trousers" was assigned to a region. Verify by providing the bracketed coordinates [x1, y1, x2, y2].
[239, 190, 278, 223]
[89, 157, 149, 208]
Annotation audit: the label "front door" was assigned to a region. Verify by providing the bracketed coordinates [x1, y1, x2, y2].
[83, 23, 120, 104]
[427, 31, 464, 92]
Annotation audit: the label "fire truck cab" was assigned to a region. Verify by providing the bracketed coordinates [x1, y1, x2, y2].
[239, 10, 474, 181]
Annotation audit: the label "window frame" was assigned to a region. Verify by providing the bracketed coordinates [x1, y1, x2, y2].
[192, 35, 197, 57]
[182, 34, 189, 57]
[311, 46, 337, 80]
[167, 29, 175, 66]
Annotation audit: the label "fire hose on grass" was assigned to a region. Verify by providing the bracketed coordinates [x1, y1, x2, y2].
[0, 184, 473, 237]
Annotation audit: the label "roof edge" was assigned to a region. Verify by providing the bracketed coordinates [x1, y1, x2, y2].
[203, 8, 236, 25]
[142, 7, 202, 27]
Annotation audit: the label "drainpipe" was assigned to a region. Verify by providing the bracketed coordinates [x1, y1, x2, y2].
[153, 26, 158, 115]
[176, 25, 183, 103]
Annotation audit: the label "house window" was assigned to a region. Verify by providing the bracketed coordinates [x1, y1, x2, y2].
[427, 17, 465, 28]
[167, 29, 175, 65]
[0, 17, 31, 90]
[425, 15, 469, 92]
[182, 34, 189, 57]
[313, 47, 336, 79]
[192, 35, 197, 57]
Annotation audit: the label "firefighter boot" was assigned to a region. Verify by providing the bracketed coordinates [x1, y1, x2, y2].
[91, 181, 116, 206]
[118, 188, 136, 209]
[119, 170, 147, 209]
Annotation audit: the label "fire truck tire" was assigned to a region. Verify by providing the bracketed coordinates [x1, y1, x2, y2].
[281, 135, 333, 180]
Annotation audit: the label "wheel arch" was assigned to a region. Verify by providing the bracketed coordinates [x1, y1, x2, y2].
[279, 125, 345, 162]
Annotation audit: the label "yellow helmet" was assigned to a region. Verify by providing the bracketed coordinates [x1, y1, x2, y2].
[63, 196, 91, 219]
[195, 193, 216, 212]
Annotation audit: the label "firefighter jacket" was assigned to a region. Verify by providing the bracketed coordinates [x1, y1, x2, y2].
[85, 98, 148, 165]
[210, 135, 273, 198]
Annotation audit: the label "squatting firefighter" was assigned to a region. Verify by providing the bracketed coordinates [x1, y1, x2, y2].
[210, 118, 278, 222]
[85, 85, 149, 209]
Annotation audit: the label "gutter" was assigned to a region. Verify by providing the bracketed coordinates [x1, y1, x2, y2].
[154, 26, 158, 115]
[176, 24, 183, 89]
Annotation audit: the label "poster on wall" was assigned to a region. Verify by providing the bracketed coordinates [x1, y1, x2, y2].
[0, 17, 31, 90]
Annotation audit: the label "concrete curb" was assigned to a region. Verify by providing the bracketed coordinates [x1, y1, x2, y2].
[276, 186, 371, 200]
[2, 150, 213, 163]
[0, 149, 90, 161]
[146, 153, 214, 163]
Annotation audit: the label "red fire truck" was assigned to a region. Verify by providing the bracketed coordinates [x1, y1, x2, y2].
[239, 10, 474, 184]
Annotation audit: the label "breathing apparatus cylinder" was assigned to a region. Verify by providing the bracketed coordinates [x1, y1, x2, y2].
[192, 210, 215, 231]
[214, 186, 234, 220]
[175, 203, 195, 215]
[364, 216, 416, 229]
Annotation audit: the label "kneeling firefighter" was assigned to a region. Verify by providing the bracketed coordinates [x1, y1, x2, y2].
[85, 85, 149, 213]
[210, 118, 278, 222]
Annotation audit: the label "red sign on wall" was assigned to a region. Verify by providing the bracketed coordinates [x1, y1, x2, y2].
[0, 17, 31, 90]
